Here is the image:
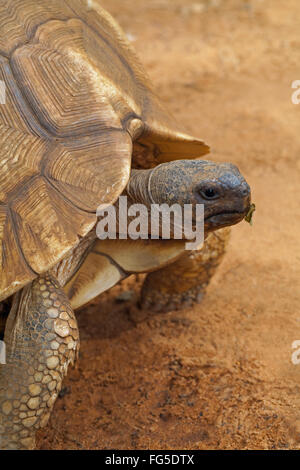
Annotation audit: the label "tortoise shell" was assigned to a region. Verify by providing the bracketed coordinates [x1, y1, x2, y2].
[0, 0, 209, 301]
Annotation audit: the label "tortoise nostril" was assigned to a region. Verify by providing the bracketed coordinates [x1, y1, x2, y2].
[241, 183, 250, 197]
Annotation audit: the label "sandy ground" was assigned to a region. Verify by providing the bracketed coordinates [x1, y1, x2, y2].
[37, 0, 300, 449]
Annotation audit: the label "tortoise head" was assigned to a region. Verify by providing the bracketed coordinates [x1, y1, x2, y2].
[148, 159, 251, 232]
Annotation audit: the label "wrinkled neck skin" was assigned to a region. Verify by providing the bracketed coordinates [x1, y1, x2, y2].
[123, 168, 154, 208]
[121, 167, 203, 241]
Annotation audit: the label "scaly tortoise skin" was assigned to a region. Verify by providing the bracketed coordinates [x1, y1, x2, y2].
[0, 1, 251, 449]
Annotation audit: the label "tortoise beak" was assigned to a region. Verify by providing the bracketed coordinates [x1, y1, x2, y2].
[204, 208, 249, 230]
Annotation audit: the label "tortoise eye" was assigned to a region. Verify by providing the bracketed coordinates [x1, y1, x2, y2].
[198, 187, 219, 200]
[204, 188, 216, 198]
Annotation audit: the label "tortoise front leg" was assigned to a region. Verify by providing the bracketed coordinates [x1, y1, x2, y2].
[0, 274, 79, 450]
[141, 228, 230, 312]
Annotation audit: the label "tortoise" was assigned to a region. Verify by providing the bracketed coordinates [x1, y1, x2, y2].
[0, 0, 251, 450]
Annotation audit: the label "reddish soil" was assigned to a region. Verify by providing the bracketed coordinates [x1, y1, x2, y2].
[37, 0, 300, 449]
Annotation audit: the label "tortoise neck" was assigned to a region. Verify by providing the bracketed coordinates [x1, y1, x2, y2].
[124, 168, 155, 207]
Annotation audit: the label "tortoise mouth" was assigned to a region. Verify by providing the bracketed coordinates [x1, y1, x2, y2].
[204, 208, 249, 228]
[205, 208, 246, 219]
